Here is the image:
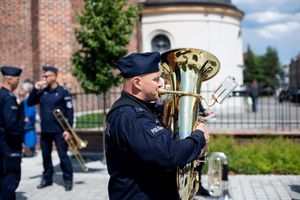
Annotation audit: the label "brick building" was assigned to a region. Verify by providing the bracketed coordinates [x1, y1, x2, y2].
[0, 0, 140, 92]
[1, 0, 244, 93]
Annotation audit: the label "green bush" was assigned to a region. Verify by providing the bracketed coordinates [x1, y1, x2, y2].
[207, 136, 300, 174]
[75, 113, 104, 129]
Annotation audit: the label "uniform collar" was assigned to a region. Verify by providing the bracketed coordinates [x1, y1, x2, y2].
[45, 85, 59, 92]
[1, 87, 9, 92]
[1, 86, 13, 96]
[121, 91, 156, 113]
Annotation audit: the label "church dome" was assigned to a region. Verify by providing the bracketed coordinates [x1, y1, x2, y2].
[142, 0, 238, 9]
[141, 0, 243, 20]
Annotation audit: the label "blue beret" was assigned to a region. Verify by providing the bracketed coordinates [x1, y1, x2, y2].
[0, 66, 22, 77]
[42, 66, 58, 73]
[114, 52, 160, 78]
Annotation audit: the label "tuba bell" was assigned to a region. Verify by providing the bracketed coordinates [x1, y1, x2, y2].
[53, 109, 88, 172]
[159, 48, 220, 200]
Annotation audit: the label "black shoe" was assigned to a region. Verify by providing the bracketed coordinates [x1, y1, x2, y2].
[37, 180, 53, 189]
[196, 184, 210, 196]
[64, 183, 73, 191]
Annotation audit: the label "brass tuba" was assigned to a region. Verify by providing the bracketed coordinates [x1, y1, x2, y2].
[159, 48, 220, 200]
[53, 109, 88, 172]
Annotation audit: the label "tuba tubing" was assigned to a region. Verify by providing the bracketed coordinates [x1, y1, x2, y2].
[53, 109, 88, 172]
[159, 48, 220, 200]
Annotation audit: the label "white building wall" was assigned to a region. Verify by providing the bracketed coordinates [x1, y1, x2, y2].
[142, 12, 244, 111]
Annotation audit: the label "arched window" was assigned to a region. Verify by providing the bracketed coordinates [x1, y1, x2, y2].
[151, 34, 171, 52]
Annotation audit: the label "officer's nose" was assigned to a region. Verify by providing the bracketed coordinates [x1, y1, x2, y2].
[158, 80, 164, 88]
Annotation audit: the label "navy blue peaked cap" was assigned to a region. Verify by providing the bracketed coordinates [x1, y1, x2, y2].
[42, 66, 58, 74]
[114, 52, 160, 78]
[0, 66, 22, 76]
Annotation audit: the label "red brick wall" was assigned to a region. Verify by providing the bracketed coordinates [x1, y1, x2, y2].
[0, 0, 34, 83]
[127, 0, 141, 54]
[1, 0, 139, 92]
[37, 0, 81, 90]
[32, 0, 41, 81]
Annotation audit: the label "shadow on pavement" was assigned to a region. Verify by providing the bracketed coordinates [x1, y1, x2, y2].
[290, 185, 300, 193]
[25, 152, 106, 190]
[64, 152, 106, 173]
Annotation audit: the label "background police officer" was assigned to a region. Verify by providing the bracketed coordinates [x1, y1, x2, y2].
[105, 52, 209, 200]
[0, 66, 23, 200]
[27, 66, 74, 191]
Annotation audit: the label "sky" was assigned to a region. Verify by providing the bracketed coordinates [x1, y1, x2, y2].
[231, 0, 300, 65]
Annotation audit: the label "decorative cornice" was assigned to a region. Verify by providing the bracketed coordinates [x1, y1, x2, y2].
[142, 5, 244, 20]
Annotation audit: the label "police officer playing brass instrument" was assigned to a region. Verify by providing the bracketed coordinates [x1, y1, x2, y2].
[105, 52, 209, 200]
[27, 66, 74, 191]
[0, 66, 23, 200]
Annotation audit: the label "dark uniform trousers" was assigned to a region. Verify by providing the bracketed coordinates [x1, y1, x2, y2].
[40, 133, 73, 183]
[0, 145, 21, 200]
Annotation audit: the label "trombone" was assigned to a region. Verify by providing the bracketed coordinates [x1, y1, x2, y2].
[53, 109, 88, 172]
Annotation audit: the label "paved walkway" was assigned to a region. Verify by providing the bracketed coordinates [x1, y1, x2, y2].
[17, 151, 300, 200]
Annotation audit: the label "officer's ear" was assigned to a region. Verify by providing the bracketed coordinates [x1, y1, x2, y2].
[5, 76, 14, 84]
[132, 76, 142, 91]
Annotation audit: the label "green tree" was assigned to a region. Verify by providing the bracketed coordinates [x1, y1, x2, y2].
[72, 0, 139, 163]
[260, 46, 281, 89]
[72, 0, 139, 94]
[243, 46, 282, 90]
[243, 45, 261, 84]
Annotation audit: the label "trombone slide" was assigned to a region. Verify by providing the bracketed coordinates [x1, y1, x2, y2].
[53, 109, 88, 172]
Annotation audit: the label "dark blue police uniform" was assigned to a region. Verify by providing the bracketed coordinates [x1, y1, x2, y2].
[106, 92, 206, 200]
[27, 68, 73, 185]
[105, 52, 206, 200]
[0, 66, 23, 200]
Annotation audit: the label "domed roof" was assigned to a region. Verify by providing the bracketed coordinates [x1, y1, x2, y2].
[143, 0, 237, 9]
[141, 0, 243, 18]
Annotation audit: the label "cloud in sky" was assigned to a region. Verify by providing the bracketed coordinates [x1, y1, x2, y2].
[246, 11, 300, 24]
[232, 0, 300, 65]
[258, 22, 300, 39]
[232, 0, 300, 12]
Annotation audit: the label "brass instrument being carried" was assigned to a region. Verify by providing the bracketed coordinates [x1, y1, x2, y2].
[159, 48, 237, 200]
[159, 48, 220, 200]
[53, 109, 88, 172]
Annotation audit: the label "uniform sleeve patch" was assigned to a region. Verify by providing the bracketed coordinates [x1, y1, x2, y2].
[134, 107, 147, 117]
[66, 101, 73, 108]
[64, 96, 72, 100]
[11, 106, 18, 110]
[150, 125, 164, 134]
